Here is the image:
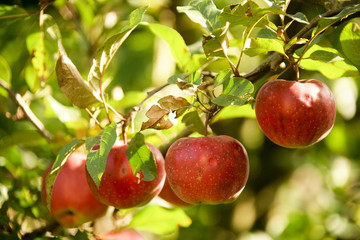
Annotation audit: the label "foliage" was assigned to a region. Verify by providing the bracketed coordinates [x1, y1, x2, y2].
[0, 0, 360, 239]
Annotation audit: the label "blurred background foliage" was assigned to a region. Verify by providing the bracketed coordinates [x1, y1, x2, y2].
[0, 0, 360, 239]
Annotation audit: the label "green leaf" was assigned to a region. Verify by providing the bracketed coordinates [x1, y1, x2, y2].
[88, 6, 148, 90]
[126, 132, 157, 181]
[177, 0, 222, 32]
[202, 22, 230, 57]
[182, 111, 205, 134]
[212, 104, 256, 122]
[313, 4, 360, 37]
[340, 21, 360, 68]
[45, 139, 85, 211]
[0, 55, 11, 97]
[219, 2, 262, 27]
[147, 23, 191, 71]
[176, 72, 203, 95]
[56, 53, 101, 108]
[129, 205, 192, 235]
[256, 28, 278, 39]
[297, 44, 359, 79]
[212, 77, 254, 106]
[214, 69, 232, 87]
[287, 12, 309, 24]
[220, 3, 308, 27]
[85, 122, 118, 188]
[244, 38, 285, 56]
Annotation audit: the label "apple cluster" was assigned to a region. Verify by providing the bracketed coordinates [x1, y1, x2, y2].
[41, 78, 335, 234]
[41, 136, 250, 229]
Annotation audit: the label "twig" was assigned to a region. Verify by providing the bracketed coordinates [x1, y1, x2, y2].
[0, 78, 52, 141]
[0, 1, 52, 20]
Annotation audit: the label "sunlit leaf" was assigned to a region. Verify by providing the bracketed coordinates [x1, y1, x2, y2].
[85, 122, 117, 188]
[212, 104, 256, 122]
[287, 12, 309, 24]
[212, 77, 254, 106]
[88, 6, 148, 90]
[176, 72, 203, 95]
[56, 54, 101, 108]
[126, 132, 157, 181]
[177, 0, 222, 32]
[313, 4, 360, 37]
[340, 21, 360, 68]
[214, 69, 232, 87]
[298, 44, 359, 79]
[26, 32, 46, 87]
[0, 55, 11, 97]
[202, 22, 230, 57]
[45, 139, 85, 211]
[244, 38, 285, 56]
[129, 205, 192, 235]
[147, 23, 191, 71]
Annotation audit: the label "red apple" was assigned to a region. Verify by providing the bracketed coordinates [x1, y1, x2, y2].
[86, 142, 165, 209]
[41, 152, 108, 228]
[165, 135, 249, 205]
[159, 177, 191, 207]
[96, 229, 145, 240]
[255, 79, 336, 148]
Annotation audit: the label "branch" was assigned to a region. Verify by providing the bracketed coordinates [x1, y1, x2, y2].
[243, 4, 356, 82]
[0, 78, 52, 141]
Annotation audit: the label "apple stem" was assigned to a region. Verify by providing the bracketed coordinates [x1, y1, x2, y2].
[295, 64, 300, 81]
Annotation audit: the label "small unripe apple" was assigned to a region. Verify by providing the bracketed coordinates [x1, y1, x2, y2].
[86, 142, 166, 209]
[159, 177, 191, 207]
[96, 229, 145, 240]
[255, 79, 336, 148]
[41, 152, 108, 228]
[165, 135, 249, 205]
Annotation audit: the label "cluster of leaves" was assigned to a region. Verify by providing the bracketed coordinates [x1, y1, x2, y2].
[1, 0, 360, 238]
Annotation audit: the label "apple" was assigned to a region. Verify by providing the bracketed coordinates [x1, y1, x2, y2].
[96, 229, 145, 240]
[255, 79, 336, 148]
[164, 135, 249, 205]
[159, 177, 191, 207]
[86, 142, 166, 209]
[41, 152, 108, 228]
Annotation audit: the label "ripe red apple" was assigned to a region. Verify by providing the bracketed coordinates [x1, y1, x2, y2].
[159, 177, 191, 207]
[165, 135, 249, 205]
[41, 152, 108, 228]
[96, 229, 145, 240]
[255, 79, 336, 148]
[86, 142, 165, 209]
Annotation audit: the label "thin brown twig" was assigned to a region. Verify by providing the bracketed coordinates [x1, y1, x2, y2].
[0, 2, 52, 20]
[0, 78, 52, 141]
